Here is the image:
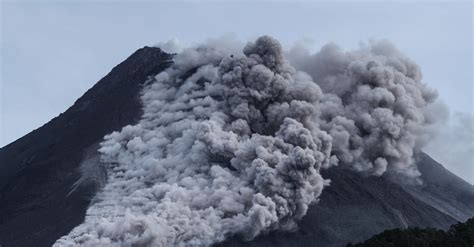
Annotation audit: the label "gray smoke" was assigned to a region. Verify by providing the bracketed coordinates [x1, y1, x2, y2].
[55, 36, 439, 246]
[289, 41, 438, 178]
[55, 36, 332, 246]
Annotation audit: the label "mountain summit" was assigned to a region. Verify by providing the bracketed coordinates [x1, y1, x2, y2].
[0, 47, 172, 246]
[0, 44, 473, 247]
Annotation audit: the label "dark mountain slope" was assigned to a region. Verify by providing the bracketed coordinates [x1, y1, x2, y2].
[0, 47, 172, 247]
[348, 218, 474, 247]
[404, 153, 474, 222]
[217, 156, 466, 247]
[1, 47, 472, 247]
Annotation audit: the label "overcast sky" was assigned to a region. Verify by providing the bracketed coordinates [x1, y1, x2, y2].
[1, 1, 472, 182]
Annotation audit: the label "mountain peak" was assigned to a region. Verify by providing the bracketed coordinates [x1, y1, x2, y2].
[0, 46, 173, 247]
[1, 45, 472, 247]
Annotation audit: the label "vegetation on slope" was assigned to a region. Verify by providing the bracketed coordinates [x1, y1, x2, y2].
[347, 218, 474, 247]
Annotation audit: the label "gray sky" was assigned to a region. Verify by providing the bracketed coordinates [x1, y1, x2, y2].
[1, 1, 472, 182]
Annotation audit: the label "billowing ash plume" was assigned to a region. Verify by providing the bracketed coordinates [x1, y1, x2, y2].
[55, 36, 333, 246]
[55, 36, 438, 246]
[289, 41, 437, 177]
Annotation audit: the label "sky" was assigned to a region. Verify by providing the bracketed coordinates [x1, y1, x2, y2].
[0, 1, 472, 182]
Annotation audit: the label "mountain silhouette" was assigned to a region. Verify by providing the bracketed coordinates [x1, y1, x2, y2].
[0, 47, 472, 247]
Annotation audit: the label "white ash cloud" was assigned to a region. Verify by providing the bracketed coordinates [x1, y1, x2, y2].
[288, 40, 438, 178]
[55, 36, 332, 246]
[156, 38, 185, 54]
[55, 36, 440, 246]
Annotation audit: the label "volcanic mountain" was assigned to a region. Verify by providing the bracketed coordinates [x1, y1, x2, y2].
[0, 45, 473, 247]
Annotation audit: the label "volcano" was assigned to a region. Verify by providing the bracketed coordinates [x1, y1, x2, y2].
[0, 45, 473, 247]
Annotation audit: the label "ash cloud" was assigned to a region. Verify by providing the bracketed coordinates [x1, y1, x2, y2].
[288, 40, 438, 178]
[55, 36, 332, 246]
[55, 36, 441, 246]
[156, 38, 185, 54]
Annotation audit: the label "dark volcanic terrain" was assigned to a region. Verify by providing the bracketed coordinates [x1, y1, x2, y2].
[0, 47, 472, 247]
[0, 47, 172, 247]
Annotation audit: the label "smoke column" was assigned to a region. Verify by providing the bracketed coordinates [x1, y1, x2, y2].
[289, 41, 438, 178]
[55, 36, 438, 246]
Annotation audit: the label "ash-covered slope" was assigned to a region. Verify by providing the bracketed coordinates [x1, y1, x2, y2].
[0, 44, 473, 247]
[218, 153, 472, 247]
[405, 153, 474, 222]
[0, 47, 172, 247]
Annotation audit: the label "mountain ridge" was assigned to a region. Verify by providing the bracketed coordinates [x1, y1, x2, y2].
[0, 46, 472, 247]
[0, 46, 172, 247]
[217, 154, 469, 247]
